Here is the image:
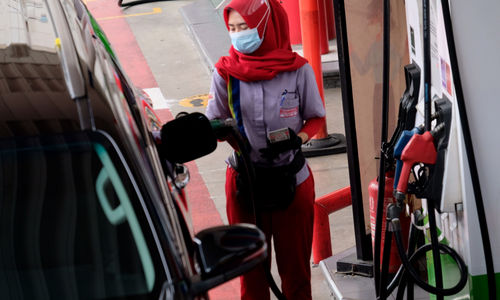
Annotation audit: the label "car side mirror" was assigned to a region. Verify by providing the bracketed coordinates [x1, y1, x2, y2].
[190, 224, 267, 295]
[160, 112, 217, 163]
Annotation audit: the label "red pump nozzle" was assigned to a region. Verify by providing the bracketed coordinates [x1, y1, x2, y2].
[395, 131, 437, 201]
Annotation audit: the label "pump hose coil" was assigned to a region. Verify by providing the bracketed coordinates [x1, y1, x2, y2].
[391, 219, 468, 296]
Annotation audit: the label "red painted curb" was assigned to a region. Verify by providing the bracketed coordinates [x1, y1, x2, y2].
[87, 0, 157, 89]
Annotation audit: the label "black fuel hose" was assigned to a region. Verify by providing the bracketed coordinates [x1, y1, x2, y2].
[421, 0, 444, 298]
[234, 132, 287, 300]
[395, 211, 421, 300]
[212, 119, 287, 300]
[423, 0, 432, 131]
[374, 0, 392, 296]
[380, 220, 418, 299]
[426, 199, 444, 300]
[233, 132, 287, 300]
[117, 0, 168, 8]
[380, 208, 420, 299]
[440, 1, 497, 299]
[379, 218, 394, 300]
[380, 211, 422, 299]
[385, 264, 404, 296]
[379, 223, 412, 299]
[391, 219, 468, 296]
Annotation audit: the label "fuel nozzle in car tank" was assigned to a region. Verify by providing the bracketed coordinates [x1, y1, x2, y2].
[210, 119, 237, 139]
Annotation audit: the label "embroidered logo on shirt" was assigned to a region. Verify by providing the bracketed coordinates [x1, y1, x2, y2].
[280, 107, 298, 118]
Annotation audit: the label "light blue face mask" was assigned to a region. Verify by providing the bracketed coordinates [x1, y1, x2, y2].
[230, 28, 263, 54]
[229, 3, 270, 54]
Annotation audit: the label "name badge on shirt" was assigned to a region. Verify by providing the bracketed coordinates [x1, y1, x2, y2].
[268, 128, 290, 143]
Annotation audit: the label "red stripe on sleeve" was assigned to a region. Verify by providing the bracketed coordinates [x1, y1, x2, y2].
[300, 117, 325, 141]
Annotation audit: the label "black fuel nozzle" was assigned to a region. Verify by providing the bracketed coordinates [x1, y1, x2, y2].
[210, 118, 250, 153]
[413, 209, 424, 223]
[394, 190, 406, 204]
[387, 203, 402, 219]
[431, 111, 440, 121]
[433, 96, 453, 150]
[210, 118, 238, 140]
[386, 203, 402, 232]
[419, 96, 453, 209]
[383, 63, 421, 169]
[431, 122, 446, 139]
[389, 218, 402, 233]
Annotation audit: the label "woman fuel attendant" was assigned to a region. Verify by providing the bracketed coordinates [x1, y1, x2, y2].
[205, 0, 325, 299]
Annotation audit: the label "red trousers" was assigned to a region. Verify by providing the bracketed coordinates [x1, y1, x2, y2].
[225, 166, 315, 300]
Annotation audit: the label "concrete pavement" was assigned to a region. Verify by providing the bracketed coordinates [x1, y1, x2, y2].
[86, 0, 355, 298]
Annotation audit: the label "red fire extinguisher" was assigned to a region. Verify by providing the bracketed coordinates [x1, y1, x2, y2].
[369, 172, 411, 273]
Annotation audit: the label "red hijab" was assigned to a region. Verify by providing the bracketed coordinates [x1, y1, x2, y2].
[215, 0, 308, 82]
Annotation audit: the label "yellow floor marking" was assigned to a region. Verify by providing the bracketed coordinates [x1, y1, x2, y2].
[97, 7, 162, 21]
[179, 94, 210, 108]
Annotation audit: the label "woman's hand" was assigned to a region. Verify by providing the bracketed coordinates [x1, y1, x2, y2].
[259, 128, 304, 160]
[297, 132, 308, 144]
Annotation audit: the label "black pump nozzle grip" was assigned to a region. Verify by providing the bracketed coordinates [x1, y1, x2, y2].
[431, 123, 446, 138]
[389, 218, 401, 232]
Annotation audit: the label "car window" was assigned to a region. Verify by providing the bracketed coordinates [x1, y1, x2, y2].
[0, 131, 165, 299]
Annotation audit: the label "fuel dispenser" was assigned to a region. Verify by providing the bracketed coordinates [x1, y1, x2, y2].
[372, 0, 497, 299]
[326, 0, 499, 299]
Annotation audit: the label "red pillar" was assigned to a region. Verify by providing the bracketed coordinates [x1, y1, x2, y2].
[318, 0, 330, 54]
[298, 0, 328, 139]
[281, 0, 302, 45]
[325, 0, 336, 40]
[282, 0, 330, 54]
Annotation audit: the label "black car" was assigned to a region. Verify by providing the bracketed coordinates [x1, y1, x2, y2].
[0, 0, 266, 299]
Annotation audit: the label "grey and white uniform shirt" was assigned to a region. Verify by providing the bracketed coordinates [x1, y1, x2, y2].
[206, 64, 325, 185]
